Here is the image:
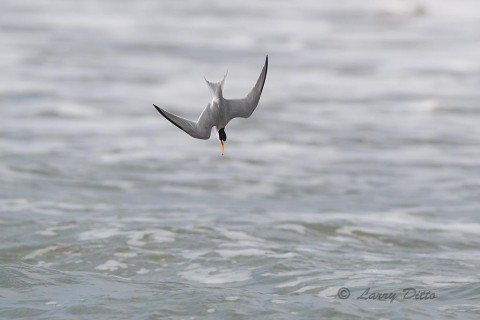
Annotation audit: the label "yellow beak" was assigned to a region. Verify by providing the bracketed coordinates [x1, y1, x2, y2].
[220, 142, 224, 155]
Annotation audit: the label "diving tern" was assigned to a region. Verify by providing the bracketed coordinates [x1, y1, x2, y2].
[153, 56, 268, 155]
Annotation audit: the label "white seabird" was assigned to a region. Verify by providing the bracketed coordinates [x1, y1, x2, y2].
[153, 56, 268, 155]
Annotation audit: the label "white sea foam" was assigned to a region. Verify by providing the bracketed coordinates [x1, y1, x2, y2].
[224, 296, 240, 301]
[78, 229, 120, 241]
[179, 264, 251, 284]
[0, 198, 30, 212]
[95, 260, 128, 271]
[127, 230, 175, 247]
[378, 1, 426, 17]
[136, 268, 150, 275]
[23, 246, 60, 260]
[181, 250, 211, 260]
[414, 275, 478, 286]
[275, 224, 306, 234]
[215, 248, 268, 258]
[276, 276, 320, 289]
[438, 305, 480, 312]
[39, 102, 100, 118]
[38, 225, 75, 237]
[292, 285, 320, 294]
[317, 287, 341, 299]
[218, 229, 265, 243]
[271, 299, 287, 304]
[114, 252, 137, 258]
[274, 211, 480, 240]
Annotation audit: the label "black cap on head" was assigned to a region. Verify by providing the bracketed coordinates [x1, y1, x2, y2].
[218, 128, 227, 142]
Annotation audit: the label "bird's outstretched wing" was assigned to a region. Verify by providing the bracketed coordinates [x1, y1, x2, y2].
[153, 104, 215, 140]
[224, 56, 268, 122]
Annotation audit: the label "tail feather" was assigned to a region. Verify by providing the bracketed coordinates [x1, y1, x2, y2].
[204, 71, 227, 98]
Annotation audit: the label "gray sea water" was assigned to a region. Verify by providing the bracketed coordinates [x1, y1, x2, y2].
[1, 0, 480, 319]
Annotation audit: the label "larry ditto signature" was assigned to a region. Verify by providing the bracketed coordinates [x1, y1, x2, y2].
[337, 287, 437, 303]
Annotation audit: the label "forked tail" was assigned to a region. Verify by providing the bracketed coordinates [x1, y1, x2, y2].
[204, 71, 228, 99]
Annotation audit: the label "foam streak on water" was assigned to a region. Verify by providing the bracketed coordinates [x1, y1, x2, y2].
[1, 0, 480, 319]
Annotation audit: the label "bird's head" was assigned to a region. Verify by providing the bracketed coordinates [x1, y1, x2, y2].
[218, 128, 227, 155]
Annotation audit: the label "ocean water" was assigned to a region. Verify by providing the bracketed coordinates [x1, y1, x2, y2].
[1, 0, 480, 319]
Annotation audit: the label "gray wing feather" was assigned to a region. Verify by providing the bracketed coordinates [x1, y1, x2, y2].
[224, 56, 268, 122]
[153, 104, 215, 140]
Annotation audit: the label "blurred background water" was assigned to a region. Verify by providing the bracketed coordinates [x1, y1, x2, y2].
[1, 0, 480, 319]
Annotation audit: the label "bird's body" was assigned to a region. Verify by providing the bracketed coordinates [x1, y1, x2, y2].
[154, 56, 268, 154]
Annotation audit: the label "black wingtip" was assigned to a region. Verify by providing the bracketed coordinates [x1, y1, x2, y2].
[152, 104, 189, 134]
[153, 103, 169, 120]
[259, 55, 268, 95]
[153, 104, 168, 118]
